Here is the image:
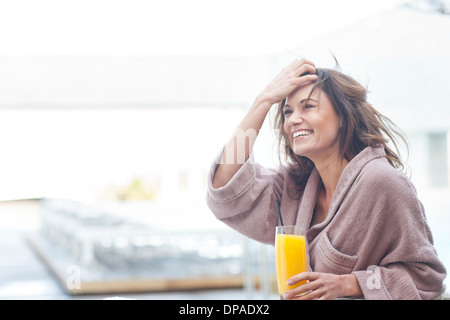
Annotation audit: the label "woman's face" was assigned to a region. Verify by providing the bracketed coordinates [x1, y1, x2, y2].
[283, 84, 342, 161]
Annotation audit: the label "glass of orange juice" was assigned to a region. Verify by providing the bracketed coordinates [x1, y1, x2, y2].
[275, 225, 307, 299]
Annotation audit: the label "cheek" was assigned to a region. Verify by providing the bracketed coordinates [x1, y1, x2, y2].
[314, 115, 341, 143]
[322, 120, 342, 143]
[283, 119, 288, 133]
[283, 123, 291, 141]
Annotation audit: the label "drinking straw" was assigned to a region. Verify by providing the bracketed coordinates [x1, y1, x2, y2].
[275, 199, 284, 227]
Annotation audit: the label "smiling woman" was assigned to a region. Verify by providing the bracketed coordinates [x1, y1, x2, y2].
[274, 67, 408, 196]
[206, 59, 447, 300]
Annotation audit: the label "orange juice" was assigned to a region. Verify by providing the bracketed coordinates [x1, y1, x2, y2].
[275, 233, 307, 295]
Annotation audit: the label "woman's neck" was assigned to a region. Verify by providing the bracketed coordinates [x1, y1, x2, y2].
[311, 150, 348, 202]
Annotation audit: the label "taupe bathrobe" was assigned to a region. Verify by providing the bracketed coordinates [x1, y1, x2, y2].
[206, 146, 446, 299]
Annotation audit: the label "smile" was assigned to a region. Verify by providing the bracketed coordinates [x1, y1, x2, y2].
[293, 130, 313, 139]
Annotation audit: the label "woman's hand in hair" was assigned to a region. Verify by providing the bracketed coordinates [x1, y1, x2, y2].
[257, 59, 318, 107]
[212, 59, 317, 189]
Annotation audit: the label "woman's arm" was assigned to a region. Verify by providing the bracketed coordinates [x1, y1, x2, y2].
[211, 96, 272, 189]
[212, 59, 317, 189]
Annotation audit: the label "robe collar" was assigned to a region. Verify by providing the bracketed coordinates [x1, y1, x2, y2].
[295, 146, 387, 244]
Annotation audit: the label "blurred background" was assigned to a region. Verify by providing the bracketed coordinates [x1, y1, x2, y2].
[0, 0, 449, 299]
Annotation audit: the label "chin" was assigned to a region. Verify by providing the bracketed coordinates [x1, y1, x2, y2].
[293, 148, 312, 158]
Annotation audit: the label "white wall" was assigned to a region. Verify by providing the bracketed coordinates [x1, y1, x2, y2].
[0, 56, 275, 108]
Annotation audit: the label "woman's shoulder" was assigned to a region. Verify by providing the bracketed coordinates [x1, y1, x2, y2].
[354, 155, 425, 227]
[357, 155, 415, 196]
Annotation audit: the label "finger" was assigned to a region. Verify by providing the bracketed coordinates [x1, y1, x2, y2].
[288, 271, 319, 285]
[284, 59, 302, 71]
[296, 288, 326, 300]
[304, 73, 319, 82]
[294, 57, 315, 67]
[297, 58, 316, 70]
[293, 74, 318, 87]
[286, 58, 315, 71]
[289, 277, 329, 300]
[296, 63, 316, 77]
[285, 278, 322, 299]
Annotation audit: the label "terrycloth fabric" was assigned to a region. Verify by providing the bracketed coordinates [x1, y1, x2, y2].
[206, 146, 447, 300]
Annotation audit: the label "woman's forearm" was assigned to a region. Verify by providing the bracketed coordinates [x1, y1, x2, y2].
[211, 96, 272, 189]
[211, 59, 317, 189]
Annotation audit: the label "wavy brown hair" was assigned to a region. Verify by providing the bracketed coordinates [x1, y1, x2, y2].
[274, 67, 409, 196]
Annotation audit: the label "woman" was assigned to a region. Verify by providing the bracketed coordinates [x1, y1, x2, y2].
[206, 59, 447, 300]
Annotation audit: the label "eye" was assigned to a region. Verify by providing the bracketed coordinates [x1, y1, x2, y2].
[304, 104, 316, 109]
[283, 108, 293, 116]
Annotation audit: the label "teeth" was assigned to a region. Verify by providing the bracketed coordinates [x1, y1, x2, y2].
[293, 130, 313, 138]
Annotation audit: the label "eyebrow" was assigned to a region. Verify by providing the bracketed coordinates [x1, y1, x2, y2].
[300, 98, 318, 104]
[283, 98, 318, 109]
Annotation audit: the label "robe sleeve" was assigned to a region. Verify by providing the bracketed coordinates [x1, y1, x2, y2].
[351, 167, 447, 300]
[206, 149, 288, 245]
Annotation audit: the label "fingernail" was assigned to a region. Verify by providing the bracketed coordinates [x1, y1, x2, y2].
[287, 280, 293, 286]
[283, 293, 289, 299]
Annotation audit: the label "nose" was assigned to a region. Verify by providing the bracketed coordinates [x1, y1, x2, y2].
[286, 109, 304, 129]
